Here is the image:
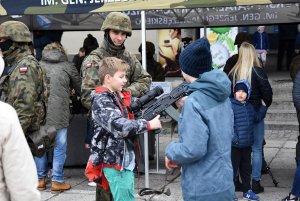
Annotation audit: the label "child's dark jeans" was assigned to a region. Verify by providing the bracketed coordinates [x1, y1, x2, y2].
[231, 146, 252, 193]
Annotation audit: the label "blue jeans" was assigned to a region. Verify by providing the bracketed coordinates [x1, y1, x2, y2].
[252, 119, 265, 181]
[291, 159, 300, 197]
[34, 128, 68, 182]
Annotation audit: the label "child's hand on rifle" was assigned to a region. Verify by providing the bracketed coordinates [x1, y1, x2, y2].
[148, 115, 162, 130]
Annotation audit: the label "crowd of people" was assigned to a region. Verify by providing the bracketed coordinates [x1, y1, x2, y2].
[0, 11, 300, 201]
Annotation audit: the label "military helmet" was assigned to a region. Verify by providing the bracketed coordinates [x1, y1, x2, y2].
[0, 21, 32, 42]
[101, 12, 132, 37]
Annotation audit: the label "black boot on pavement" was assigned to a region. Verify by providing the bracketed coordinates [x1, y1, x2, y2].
[252, 179, 264, 194]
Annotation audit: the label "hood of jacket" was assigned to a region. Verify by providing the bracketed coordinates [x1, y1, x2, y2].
[41, 48, 68, 63]
[90, 86, 111, 102]
[233, 79, 251, 100]
[187, 69, 231, 102]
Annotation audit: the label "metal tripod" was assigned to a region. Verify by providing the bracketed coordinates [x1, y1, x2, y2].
[263, 165, 279, 187]
[262, 149, 279, 187]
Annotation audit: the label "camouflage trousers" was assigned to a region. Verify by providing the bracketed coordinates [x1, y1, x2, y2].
[96, 186, 113, 201]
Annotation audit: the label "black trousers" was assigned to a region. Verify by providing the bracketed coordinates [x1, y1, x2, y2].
[231, 146, 252, 193]
[96, 186, 113, 201]
[277, 39, 296, 71]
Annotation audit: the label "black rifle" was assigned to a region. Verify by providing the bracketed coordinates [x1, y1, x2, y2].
[143, 83, 187, 122]
[129, 82, 187, 122]
[128, 86, 164, 115]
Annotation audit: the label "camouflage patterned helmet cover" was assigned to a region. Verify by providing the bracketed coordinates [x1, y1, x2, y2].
[0, 21, 32, 42]
[101, 12, 132, 37]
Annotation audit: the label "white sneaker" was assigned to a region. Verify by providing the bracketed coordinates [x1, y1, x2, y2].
[88, 182, 97, 187]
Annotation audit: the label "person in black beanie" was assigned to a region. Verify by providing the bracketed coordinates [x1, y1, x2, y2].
[138, 41, 165, 81]
[83, 33, 99, 55]
[223, 32, 252, 74]
[165, 38, 235, 201]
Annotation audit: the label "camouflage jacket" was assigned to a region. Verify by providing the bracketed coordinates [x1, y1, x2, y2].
[81, 38, 151, 110]
[0, 46, 48, 136]
[90, 87, 148, 169]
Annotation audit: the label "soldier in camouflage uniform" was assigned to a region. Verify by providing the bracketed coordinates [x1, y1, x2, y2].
[81, 12, 151, 108]
[81, 12, 151, 201]
[0, 21, 48, 137]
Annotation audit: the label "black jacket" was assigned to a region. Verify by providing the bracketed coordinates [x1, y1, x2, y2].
[223, 54, 238, 75]
[249, 67, 273, 110]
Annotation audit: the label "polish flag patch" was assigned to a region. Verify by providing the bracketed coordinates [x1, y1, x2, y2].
[85, 63, 92, 68]
[19, 67, 28, 73]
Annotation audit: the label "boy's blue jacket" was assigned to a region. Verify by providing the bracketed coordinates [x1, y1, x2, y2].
[230, 98, 267, 148]
[165, 69, 234, 201]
